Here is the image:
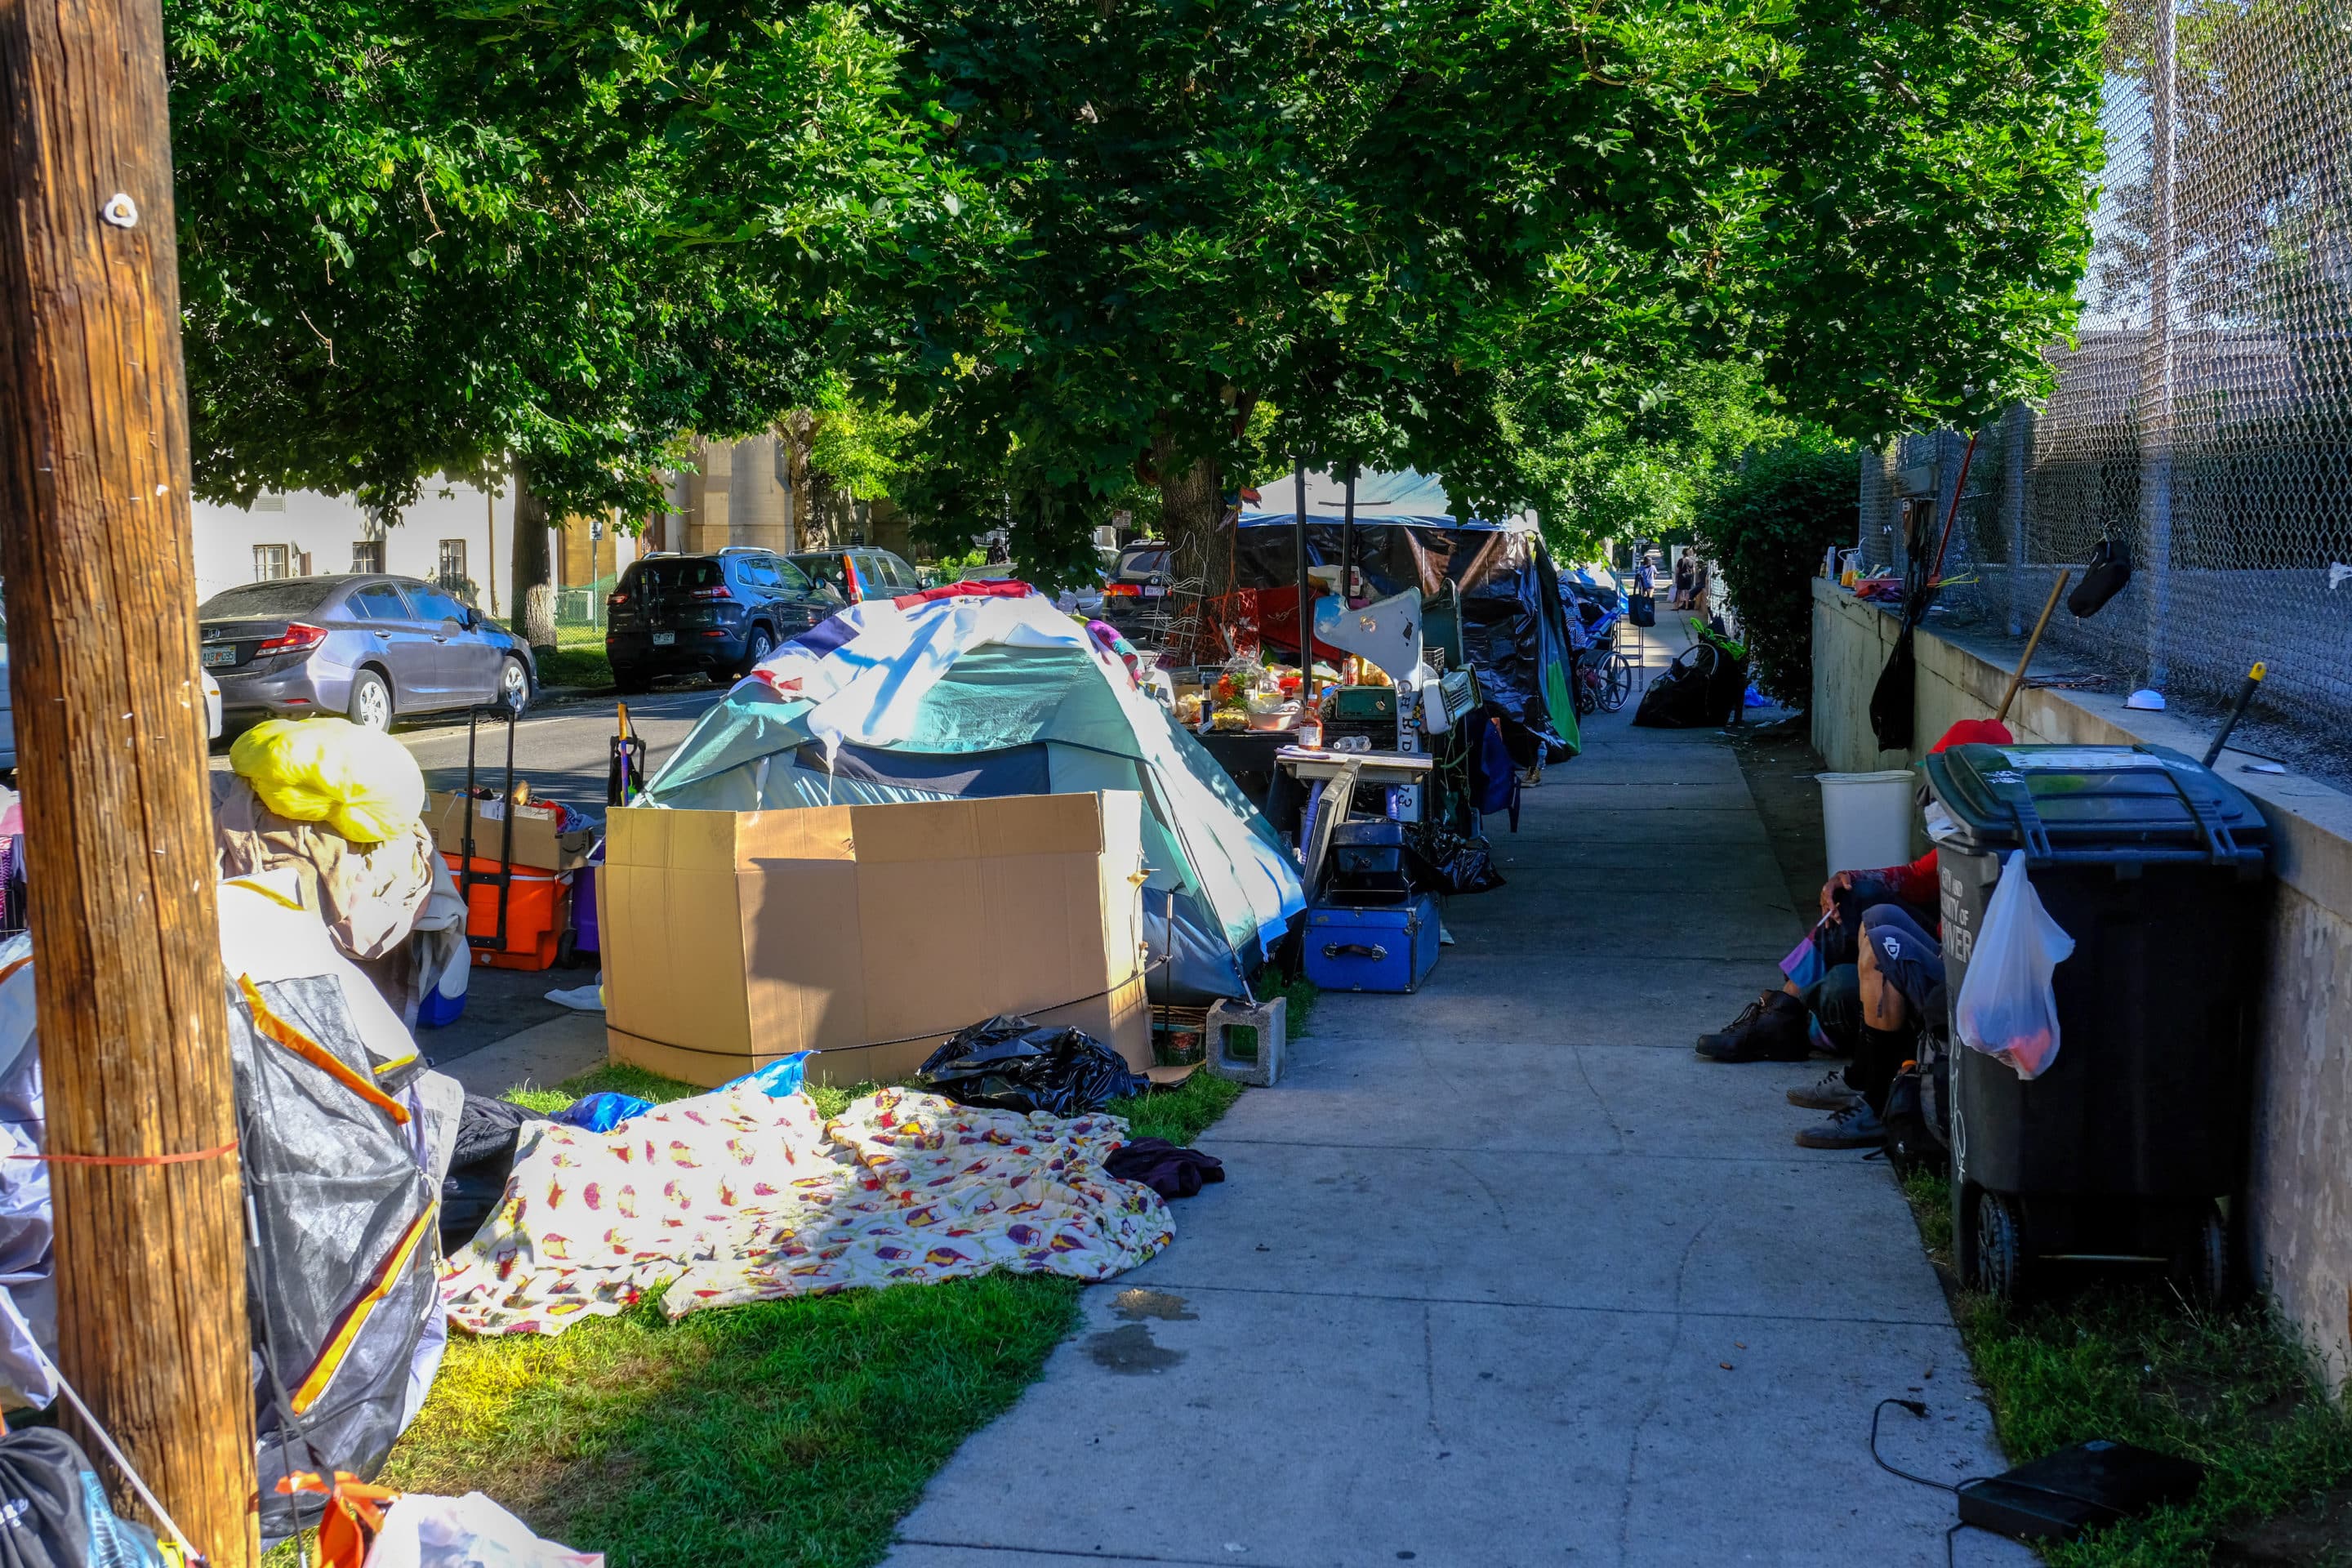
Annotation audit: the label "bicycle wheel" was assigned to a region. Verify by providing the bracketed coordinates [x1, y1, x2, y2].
[1600, 652, 1633, 712]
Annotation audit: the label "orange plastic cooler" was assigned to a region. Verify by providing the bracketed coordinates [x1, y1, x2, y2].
[443, 852, 572, 971]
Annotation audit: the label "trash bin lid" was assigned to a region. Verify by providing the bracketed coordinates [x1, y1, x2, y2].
[1924, 743, 2268, 867]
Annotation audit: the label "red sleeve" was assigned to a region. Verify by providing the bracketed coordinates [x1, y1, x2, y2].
[1877, 849, 1938, 907]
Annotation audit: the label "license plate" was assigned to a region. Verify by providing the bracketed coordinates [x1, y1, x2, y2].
[652, 631, 675, 647]
[201, 644, 236, 668]
[1141, 585, 1168, 598]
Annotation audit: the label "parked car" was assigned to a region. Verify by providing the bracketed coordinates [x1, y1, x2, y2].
[786, 547, 922, 604]
[0, 610, 220, 773]
[198, 575, 536, 730]
[1099, 540, 1174, 645]
[606, 549, 844, 692]
[1054, 564, 1109, 618]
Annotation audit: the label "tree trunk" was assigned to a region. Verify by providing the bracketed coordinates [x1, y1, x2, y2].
[511, 461, 557, 650]
[0, 0, 258, 1557]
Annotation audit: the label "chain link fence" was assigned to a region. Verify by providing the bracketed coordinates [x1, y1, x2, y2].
[1861, 0, 2352, 782]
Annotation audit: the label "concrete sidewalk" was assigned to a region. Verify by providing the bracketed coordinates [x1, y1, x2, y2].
[886, 621, 2030, 1567]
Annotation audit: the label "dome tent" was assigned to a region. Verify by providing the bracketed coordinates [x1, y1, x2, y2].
[639, 585, 1307, 1004]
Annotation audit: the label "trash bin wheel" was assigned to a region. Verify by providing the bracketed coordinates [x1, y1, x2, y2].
[2172, 1202, 2230, 1307]
[556, 928, 579, 969]
[1974, 1190, 2030, 1302]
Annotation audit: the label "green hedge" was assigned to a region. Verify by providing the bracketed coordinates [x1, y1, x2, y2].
[1697, 435, 1855, 707]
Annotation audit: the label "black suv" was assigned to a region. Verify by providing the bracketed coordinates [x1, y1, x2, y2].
[605, 550, 843, 691]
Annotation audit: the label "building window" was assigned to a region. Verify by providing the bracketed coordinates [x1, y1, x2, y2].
[437, 539, 468, 590]
[251, 492, 287, 513]
[253, 544, 289, 581]
[352, 540, 385, 573]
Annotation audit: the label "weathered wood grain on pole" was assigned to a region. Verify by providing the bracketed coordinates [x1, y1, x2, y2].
[0, 0, 258, 1557]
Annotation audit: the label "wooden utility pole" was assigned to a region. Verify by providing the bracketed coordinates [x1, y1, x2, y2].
[0, 0, 259, 1559]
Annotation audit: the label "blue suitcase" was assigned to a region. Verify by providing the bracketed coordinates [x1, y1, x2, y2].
[1303, 894, 1440, 993]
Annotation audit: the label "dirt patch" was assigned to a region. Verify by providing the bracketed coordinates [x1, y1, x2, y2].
[2214, 1488, 2352, 1567]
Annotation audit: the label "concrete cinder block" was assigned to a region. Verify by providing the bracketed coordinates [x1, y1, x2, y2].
[1206, 996, 1285, 1087]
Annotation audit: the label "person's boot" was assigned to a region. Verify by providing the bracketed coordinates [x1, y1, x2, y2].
[1794, 1101, 1886, 1150]
[1695, 991, 1811, 1062]
[1788, 1069, 1864, 1112]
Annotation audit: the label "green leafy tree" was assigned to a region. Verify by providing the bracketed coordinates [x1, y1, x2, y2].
[1507, 362, 1797, 562]
[1695, 433, 1857, 704]
[870, 0, 2100, 586]
[167, 0, 976, 642]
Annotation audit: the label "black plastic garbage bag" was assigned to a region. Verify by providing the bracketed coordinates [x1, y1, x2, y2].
[919, 1015, 1148, 1116]
[1406, 824, 1506, 895]
[440, 1094, 536, 1251]
[0, 1428, 169, 1568]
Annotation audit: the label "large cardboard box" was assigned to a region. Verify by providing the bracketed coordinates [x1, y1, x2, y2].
[425, 791, 596, 872]
[601, 791, 1150, 1086]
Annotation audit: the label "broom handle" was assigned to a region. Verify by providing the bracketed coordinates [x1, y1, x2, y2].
[1995, 569, 2071, 724]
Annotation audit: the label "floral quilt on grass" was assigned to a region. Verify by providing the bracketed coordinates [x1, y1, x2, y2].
[440, 1086, 1171, 1336]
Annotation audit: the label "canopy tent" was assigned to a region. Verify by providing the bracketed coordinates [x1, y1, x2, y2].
[1232, 474, 1579, 763]
[639, 586, 1307, 1004]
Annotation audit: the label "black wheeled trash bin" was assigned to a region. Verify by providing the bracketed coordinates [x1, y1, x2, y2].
[1923, 742, 2269, 1303]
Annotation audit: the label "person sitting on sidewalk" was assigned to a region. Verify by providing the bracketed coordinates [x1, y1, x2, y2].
[1691, 719, 2016, 1143]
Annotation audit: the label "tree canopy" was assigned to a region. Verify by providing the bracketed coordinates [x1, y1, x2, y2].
[868, 0, 2100, 579]
[163, 0, 2105, 588]
[167, 0, 978, 523]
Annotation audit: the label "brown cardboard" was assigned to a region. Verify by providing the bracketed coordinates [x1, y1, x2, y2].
[425, 790, 596, 871]
[601, 792, 1150, 1087]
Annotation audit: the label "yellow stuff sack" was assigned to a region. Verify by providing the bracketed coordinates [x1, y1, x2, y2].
[228, 717, 426, 844]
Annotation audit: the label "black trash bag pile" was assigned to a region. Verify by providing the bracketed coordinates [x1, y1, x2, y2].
[919, 1015, 1149, 1116]
[1634, 640, 1747, 729]
[439, 1094, 537, 1251]
[1406, 823, 1506, 895]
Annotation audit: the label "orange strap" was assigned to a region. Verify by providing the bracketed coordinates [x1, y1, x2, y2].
[0, 956, 237, 1166]
[238, 976, 411, 1125]
[278, 1472, 399, 1568]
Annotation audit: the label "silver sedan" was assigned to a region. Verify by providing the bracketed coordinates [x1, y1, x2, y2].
[199, 574, 536, 731]
[0, 608, 220, 771]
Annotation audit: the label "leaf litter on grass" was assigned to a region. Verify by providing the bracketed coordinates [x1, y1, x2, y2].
[375, 1057, 1245, 1565]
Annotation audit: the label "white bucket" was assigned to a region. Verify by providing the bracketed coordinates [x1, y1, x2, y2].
[1819, 769, 1917, 874]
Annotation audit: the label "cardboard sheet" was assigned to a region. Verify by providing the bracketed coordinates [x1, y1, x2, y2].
[424, 791, 595, 872]
[602, 792, 1150, 1085]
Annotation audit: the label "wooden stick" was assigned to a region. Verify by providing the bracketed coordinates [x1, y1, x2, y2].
[1996, 569, 2072, 724]
[0, 0, 259, 1554]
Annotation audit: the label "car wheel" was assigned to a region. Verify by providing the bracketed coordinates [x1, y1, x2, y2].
[347, 669, 393, 732]
[499, 654, 532, 715]
[738, 624, 775, 676]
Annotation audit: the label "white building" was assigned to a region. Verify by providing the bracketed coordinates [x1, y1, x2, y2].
[193, 478, 647, 622]
[191, 430, 906, 621]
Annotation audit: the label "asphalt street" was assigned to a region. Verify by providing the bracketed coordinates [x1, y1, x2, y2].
[209, 676, 729, 1068]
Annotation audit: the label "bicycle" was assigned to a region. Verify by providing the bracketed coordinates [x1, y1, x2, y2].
[1572, 613, 1635, 715]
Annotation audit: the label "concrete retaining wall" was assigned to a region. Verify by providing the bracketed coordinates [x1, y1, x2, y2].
[1812, 577, 2352, 1385]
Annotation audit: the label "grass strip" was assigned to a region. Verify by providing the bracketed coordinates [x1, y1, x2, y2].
[1899, 1169, 2352, 1566]
[354, 1060, 1241, 1566]
[532, 624, 613, 692]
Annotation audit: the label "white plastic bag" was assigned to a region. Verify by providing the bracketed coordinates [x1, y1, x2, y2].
[1953, 851, 2076, 1080]
[363, 1491, 604, 1568]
